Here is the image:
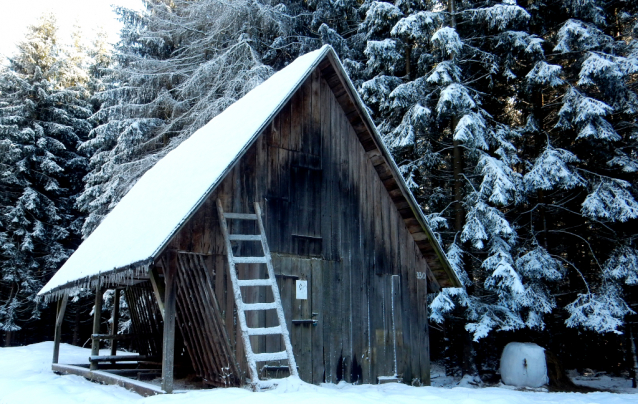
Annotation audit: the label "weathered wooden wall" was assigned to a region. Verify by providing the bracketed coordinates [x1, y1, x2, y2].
[163, 68, 432, 386]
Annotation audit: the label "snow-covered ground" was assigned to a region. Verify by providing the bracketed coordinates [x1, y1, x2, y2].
[1, 342, 637, 404]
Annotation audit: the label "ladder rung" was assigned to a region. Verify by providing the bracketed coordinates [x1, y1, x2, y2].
[243, 302, 278, 311]
[229, 234, 262, 241]
[237, 279, 272, 287]
[234, 256, 267, 264]
[247, 326, 282, 336]
[253, 351, 289, 362]
[224, 213, 258, 220]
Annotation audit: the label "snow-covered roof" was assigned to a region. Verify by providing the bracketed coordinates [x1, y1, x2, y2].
[39, 46, 334, 296]
[40, 44, 460, 297]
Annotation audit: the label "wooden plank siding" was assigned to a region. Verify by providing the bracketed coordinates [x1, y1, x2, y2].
[161, 68, 434, 386]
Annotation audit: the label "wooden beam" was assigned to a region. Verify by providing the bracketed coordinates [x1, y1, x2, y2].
[91, 334, 133, 341]
[90, 354, 151, 363]
[90, 280, 103, 370]
[110, 288, 121, 361]
[161, 258, 177, 393]
[52, 363, 164, 397]
[149, 266, 166, 319]
[52, 294, 68, 364]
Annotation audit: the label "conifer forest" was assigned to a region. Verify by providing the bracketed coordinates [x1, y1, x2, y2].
[1, 0, 638, 385]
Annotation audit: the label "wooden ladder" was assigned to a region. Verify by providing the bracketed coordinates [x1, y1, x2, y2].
[216, 199, 298, 390]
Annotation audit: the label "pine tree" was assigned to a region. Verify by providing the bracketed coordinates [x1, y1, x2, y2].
[0, 14, 91, 336]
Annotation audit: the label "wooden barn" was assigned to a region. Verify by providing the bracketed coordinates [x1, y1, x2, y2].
[38, 45, 461, 395]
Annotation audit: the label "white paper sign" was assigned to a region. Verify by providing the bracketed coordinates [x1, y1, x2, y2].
[296, 280, 308, 300]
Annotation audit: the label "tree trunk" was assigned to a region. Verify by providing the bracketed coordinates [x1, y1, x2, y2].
[532, 88, 548, 248]
[72, 308, 80, 346]
[629, 324, 638, 388]
[453, 137, 464, 232]
[462, 328, 478, 377]
[538, 189, 548, 248]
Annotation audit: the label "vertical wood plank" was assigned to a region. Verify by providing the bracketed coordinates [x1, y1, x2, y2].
[311, 258, 324, 384]
[290, 83, 303, 152]
[310, 69, 322, 157]
[281, 101, 292, 151]
[320, 78, 333, 262]
[417, 248, 430, 385]
[300, 260, 313, 381]
[291, 258, 303, 378]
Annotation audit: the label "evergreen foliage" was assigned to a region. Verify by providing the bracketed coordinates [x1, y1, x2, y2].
[0, 14, 93, 333]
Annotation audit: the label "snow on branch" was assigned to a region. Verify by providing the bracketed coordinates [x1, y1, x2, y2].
[526, 61, 564, 87]
[446, 242, 472, 287]
[360, 1, 403, 40]
[603, 245, 638, 285]
[581, 177, 638, 222]
[523, 144, 585, 192]
[556, 88, 620, 141]
[429, 287, 470, 324]
[389, 78, 426, 111]
[461, 200, 516, 249]
[453, 112, 489, 150]
[553, 19, 613, 53]
[516, 246, 564, 281]
[477, 153, 522, 206]
[359, 75, 403, 113]
[391, 11, 444, 42]
[466, 4, 530, 31]
[431, 27, 462, 59]
[496, 31, 544, 58]
[426, 61, 461, 86]
[607, 151, 638, 173]
[565, 285, 634, 334]
[364, 39, 403, 75]
[436, 83, 475, 117]
[388, 104, 430, 149]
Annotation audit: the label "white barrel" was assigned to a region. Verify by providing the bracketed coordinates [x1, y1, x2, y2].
[500, 342, 548, 387]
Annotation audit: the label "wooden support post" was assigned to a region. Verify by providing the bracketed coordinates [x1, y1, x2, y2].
[52, 294, 68, 364]
[90, 280, 103, 370]
[161, 260, 177, 393]
[110, 288, 121, 359]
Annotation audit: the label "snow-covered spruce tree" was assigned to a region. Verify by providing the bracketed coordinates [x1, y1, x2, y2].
[297, 0, 638, 376]
[351, 0, 638, 375]
[356, 0, 551, 350]
[516, 0, 638, 336]
[0, 14, 91, 340]
[77, 0, 299, 237]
